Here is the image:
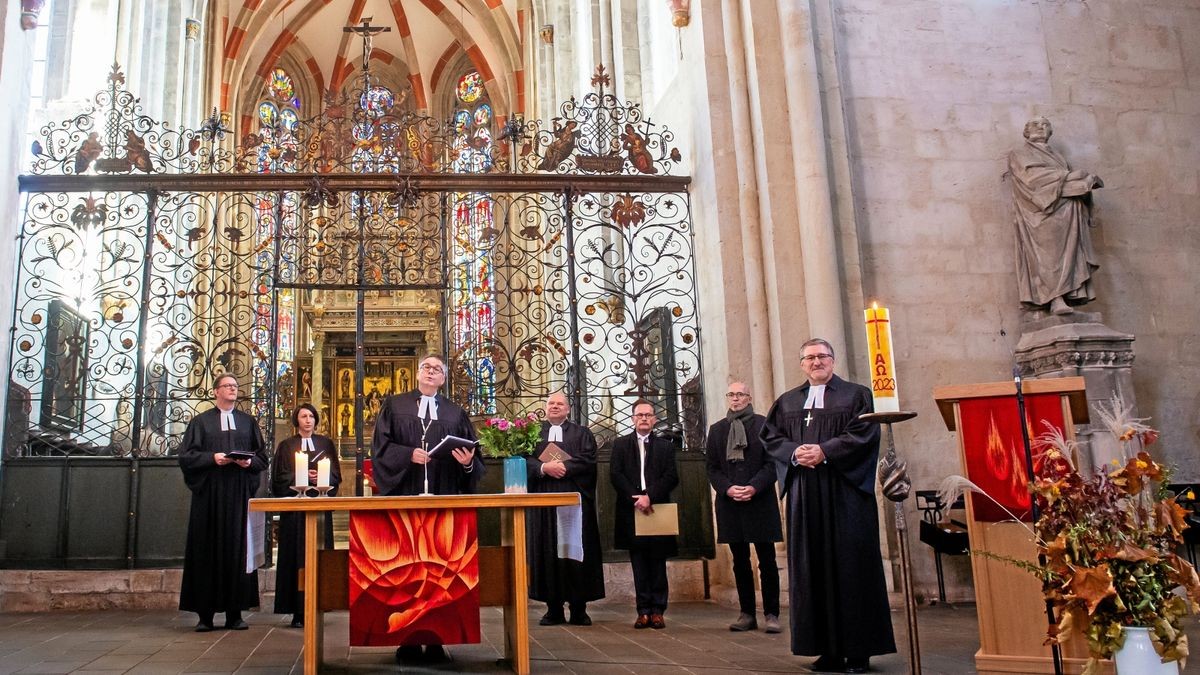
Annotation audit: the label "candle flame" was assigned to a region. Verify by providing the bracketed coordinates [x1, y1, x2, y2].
[871, 301, 878, 310]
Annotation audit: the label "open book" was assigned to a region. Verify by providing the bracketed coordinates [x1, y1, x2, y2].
[428, 434, 477, 455]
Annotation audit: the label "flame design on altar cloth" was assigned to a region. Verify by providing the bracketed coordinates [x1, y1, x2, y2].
[348, 509, 481, 646]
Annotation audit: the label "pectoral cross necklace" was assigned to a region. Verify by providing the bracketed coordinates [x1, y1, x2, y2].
[804, 411, 814, 428]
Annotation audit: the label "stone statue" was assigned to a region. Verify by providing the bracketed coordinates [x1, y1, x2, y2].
[1007, 117, 1103, 315]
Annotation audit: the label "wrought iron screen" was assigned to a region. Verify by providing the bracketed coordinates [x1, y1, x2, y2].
[8, 64, 702, 466]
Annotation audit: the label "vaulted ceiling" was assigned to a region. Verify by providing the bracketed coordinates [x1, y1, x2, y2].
[214, 0, 526, 131]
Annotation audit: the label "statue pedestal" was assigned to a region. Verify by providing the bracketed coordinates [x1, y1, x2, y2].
[1015, 310, 1135, 474]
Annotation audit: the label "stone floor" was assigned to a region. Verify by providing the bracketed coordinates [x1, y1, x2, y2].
[0, 598, 987, 675]
[0, 599, 1193, 674]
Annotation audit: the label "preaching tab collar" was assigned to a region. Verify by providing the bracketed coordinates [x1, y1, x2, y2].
[418, 394, 439, 421]
[219, 409, 236, 431]
[548, 424, 564, 442]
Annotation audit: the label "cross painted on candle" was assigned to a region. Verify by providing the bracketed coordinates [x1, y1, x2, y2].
[864, 303, 900, 413]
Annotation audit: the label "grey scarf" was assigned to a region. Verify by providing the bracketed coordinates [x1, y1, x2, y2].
[725, 405, 755, 462]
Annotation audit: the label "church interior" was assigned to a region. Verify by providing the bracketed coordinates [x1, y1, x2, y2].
[0, 0, 1197, 672]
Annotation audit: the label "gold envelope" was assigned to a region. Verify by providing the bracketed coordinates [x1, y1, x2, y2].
[634, 503, 679, 537]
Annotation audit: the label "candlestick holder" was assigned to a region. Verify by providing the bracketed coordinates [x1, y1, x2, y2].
[291, 485, 311, 498]
[860, 410, 920, 675]
[315, 485, 332, 498]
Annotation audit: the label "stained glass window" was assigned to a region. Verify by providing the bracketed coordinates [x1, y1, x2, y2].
[456, 71, 483, 104]
[360, 85, 394, 118]
[253, 69, 302, 416]
[449, 70, 496, 415]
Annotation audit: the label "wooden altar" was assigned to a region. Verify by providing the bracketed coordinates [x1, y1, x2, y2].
[249, 493, 580, 675]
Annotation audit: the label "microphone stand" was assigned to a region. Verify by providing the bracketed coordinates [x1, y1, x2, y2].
[420, 417, 432, 496]
[1014, 367, 1064, 675]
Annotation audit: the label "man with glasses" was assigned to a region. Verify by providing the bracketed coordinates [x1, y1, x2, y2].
[762, 339, 895, 673]
[178, 373, 269, 632]
[705, 382, 781, 634]
[610, 399, 679, 630]
[371, 354, 482, 498]
[370, 354, 482, 664]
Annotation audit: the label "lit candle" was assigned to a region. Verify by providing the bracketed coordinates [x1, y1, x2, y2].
[864, 303, 900, 413]
[293, 452, 307, 488]
[316, 458, 331, 488]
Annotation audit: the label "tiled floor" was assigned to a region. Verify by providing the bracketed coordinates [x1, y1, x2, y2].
[0, 599, 1191, 674]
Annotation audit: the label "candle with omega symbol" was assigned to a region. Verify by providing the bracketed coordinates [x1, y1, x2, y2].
[864, 303, 900, 413]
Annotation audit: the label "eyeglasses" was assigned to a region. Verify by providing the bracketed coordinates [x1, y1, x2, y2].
[724, 392, 750, 399]
[632, 413, 656, 418]
[800, 354, 834, 363]
[216, 383, 239, 389]
[418, 364, 444, 373]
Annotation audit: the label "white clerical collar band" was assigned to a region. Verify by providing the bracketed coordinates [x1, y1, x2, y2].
[804, 385, 826, 410]
[418, 395, 439, 421]
[302, 437, 314, 453]
[548, 425, 563, 442]
[219, 409, 236, 431]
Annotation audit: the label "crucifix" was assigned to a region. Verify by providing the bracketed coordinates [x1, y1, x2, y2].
[804, 410, 814, 428]
[344, 17, 391, 75]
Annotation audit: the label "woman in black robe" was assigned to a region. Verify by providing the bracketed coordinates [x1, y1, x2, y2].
[270, 403, 341, 627]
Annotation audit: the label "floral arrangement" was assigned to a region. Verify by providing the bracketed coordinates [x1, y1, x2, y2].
[477, 413, 541, 458]
[942, 392, 1200, 674]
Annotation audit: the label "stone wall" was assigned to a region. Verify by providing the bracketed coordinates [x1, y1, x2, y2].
[830, 0, 1197, 599]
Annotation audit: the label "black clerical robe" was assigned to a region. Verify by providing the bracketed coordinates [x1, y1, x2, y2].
[610, 432, 679, 556]
[370, 390, 482, 496]
[178, 407, 269, 615]
[525, 421, 605, 605]
[270, 434, 341, 615]
[705, 414, 782, 544]
[761, 375, 896, 658]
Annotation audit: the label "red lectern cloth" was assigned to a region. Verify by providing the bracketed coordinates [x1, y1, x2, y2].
[958, 393, 1068, 522]
[348, 509, 481, 646]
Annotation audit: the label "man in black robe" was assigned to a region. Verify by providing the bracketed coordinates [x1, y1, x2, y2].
[371, 354, 482, 497]
[611, 399, 679, 630]
[178, 373, 269, 632]
[706, 381, 782, 634]
[762, 339, 895, 673]
[370, 354, 482, 662]
[526, 392, 605, 626]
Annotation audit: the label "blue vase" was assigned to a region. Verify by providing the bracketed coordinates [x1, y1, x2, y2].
[503, 456, 527, 494]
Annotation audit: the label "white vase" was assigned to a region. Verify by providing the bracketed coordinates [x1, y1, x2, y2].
[1113, 627, 1178, 674]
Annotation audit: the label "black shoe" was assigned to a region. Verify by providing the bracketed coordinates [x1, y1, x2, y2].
[224, 619, 249, 630]
[539, 611, 566, 626]
[395, 646, 422, 663]
[568, 611, 592, 626]
[423, 644, 449, 662]
[812, 655, 845, 672]
[844, 657, 869, 673]
[194, 620, 215, 633]
[289, 615, 303, 628]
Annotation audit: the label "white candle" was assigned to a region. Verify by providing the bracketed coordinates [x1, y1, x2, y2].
[293, 452, 307, 488]
[316, 458, 331, 488]
[864, 303, 900, 413]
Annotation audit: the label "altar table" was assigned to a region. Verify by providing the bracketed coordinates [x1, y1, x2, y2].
[249, 493, 580, 675]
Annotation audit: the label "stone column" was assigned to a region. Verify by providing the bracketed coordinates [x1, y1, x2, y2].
[311, 331, 325, 411]
[1015, 311, 1136, 475]
[775, 0, 847, 360]
[181, 18, 200, 128]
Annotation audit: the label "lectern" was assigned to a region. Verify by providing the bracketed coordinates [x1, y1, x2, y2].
[933, 376, 1101, 675]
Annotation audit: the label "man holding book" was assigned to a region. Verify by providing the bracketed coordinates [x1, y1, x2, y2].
[526, 392, 605, 626]
[177, 373, 269, 632]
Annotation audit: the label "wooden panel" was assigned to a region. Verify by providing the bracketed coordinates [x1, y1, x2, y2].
[251, 493, 579, 512]
[316, 549, 349, 610]
[933, 377, 1088, 430]
[477, 546, 511, 607]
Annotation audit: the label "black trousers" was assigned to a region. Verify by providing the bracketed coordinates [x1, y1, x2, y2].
[629, 548, 669, 615]
[729, 541, 780, 616]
